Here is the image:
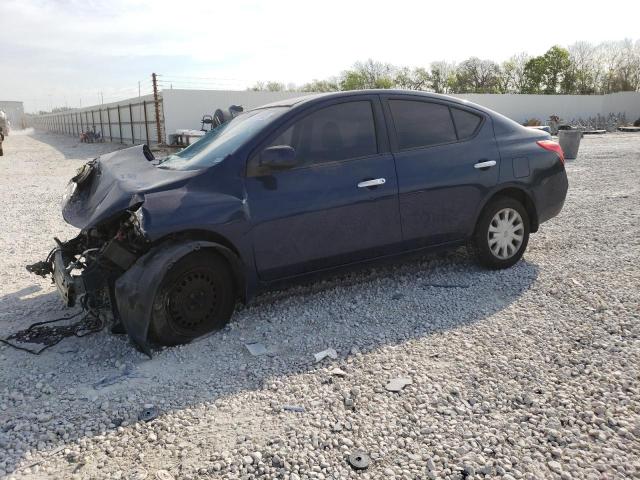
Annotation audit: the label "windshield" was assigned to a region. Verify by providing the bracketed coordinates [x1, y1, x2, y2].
[159, 107, 287, 170]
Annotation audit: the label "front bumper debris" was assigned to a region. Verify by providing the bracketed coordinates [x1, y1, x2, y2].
[52, 249, 81, 307]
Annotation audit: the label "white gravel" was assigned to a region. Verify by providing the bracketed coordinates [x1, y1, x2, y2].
[0, 130, 639, 480]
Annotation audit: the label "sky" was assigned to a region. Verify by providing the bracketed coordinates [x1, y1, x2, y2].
[1, 0, 639, 113]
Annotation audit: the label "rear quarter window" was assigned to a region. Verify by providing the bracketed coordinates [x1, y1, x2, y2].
[451, 108, 482, 139]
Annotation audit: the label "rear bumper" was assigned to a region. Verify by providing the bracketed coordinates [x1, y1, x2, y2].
[537, 168, 569, 225]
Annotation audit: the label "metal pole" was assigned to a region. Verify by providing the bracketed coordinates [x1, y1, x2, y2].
[143, 100, 149, 145]
[129, 103, 135, 145]
[99, 109, 103, 139]
[152, 72, 162, 144]
[117, 104, 123, 144]
[107, 107, 112, 142]
[79, 111, 83, 135]
[91, 110, 95, 136]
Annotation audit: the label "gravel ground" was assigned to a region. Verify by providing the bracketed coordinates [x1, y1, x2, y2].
[0, 131, 639, 480]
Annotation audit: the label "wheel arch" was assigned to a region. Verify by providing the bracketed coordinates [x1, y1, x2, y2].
[150, 229, 249, 303]
[475, 187, 539, 234]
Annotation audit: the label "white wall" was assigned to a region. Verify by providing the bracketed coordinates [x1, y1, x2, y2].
[162, 90, 640, 133]
[162, 89, 307, 135]
[452, 92, 640, 123]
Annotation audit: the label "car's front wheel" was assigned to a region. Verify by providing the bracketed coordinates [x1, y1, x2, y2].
[150, 250, 236, 346]
[472, 196, 530, 269]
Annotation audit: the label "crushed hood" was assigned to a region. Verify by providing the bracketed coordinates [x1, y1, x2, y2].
[62, 145, 200, 229]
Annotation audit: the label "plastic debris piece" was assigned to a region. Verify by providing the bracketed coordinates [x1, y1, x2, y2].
[245, 342, 268, 356]
[385, 377, 412, 392]
[344, 396, 355, 410]
[138, 405, 159, 422]
[282, 405, 305, 413]
[314, 348, 338, 363]
[348, 451, 371, 470]
[155, 470, 175, 480]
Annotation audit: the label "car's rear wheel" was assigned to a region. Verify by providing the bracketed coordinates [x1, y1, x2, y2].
[150, 250, 236, 346]
[472, 196, 530, 269]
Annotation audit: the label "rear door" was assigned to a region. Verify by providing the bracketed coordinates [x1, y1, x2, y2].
[382, 95, 500, 248]
[246, 96, 402, 280]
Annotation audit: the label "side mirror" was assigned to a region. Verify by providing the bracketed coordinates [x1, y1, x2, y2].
[259, 145, 298, 170]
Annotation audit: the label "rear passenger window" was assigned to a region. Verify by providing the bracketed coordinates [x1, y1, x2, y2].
[389, 100, 456, 150]
[451, 108, 482, 139]
[268, 101, 377, 165]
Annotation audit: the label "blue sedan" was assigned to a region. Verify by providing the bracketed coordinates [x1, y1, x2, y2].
[28, 90, 568, 351]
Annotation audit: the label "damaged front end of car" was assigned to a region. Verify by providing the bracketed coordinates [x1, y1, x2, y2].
[26, 145, 199, 354]
[27, 207, 149, 311]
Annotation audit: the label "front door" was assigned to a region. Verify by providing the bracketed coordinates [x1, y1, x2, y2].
[246, 97, 402, 280]
[383, 96, 500, 248]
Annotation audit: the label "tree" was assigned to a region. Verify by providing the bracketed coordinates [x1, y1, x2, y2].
[429, 61, 456, 94]
[499, 53, 530, 93]
[522, 56, 546, 93]
[300, 78, 339, 92]
[339, 59, 395, 90]
[249, 81, 288, 92]
[394, 67, 431, 90]
[523, 46, 572, 94]
[606, 39, 640, 92]
[453, 57, 501, 93]
[568, 41, 600, 94]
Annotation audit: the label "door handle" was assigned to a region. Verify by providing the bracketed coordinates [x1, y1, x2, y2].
[357, 178, 386, 188]
[474, 160, 497, 169]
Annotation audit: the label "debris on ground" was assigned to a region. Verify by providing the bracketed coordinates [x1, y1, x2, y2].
[282, 405, 305, 413]
[348, 451, 371, 470]
[314, 347, 338, 362]
[329, 367, 347, 377]
[385, 377, 412, 392]
[138, 405, 159, 422]
[245, 342, 268, 356]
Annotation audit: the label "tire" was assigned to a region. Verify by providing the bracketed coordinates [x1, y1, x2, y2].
[149, 250, 236, 346]
[471, 196, 530, 269]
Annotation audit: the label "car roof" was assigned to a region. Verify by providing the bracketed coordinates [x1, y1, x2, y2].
[255, 89, 528, 134]
[256, 90, 484, 110]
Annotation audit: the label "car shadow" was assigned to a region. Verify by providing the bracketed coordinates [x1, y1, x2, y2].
[0, 248, 539, 475]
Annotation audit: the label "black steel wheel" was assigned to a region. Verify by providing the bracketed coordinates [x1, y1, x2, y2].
[150, 250, 236, 346]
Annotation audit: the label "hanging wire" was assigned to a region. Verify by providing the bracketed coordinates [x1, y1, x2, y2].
[0, 295, 106, 355]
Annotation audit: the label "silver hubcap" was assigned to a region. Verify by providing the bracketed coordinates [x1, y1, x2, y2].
[488, 208, 524, 259]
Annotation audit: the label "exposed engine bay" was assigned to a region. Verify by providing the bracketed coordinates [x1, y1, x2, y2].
[27, 207, 148, 311]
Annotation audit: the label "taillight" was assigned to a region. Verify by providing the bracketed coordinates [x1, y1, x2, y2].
[537, 140, 565, 165]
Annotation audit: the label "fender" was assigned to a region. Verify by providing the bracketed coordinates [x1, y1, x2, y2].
[469, 183, 539, 236]
[114, 240, 243, 355]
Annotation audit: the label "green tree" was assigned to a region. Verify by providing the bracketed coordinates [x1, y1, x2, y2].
[523, 46, 573, 94]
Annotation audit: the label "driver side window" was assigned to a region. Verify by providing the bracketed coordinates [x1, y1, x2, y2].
[250, 100, 377, 176]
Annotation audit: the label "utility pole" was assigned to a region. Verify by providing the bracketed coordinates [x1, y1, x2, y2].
[152, 73, 162, 144]
[100, 92, 104, 105]
[138, 81, 141, 98]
